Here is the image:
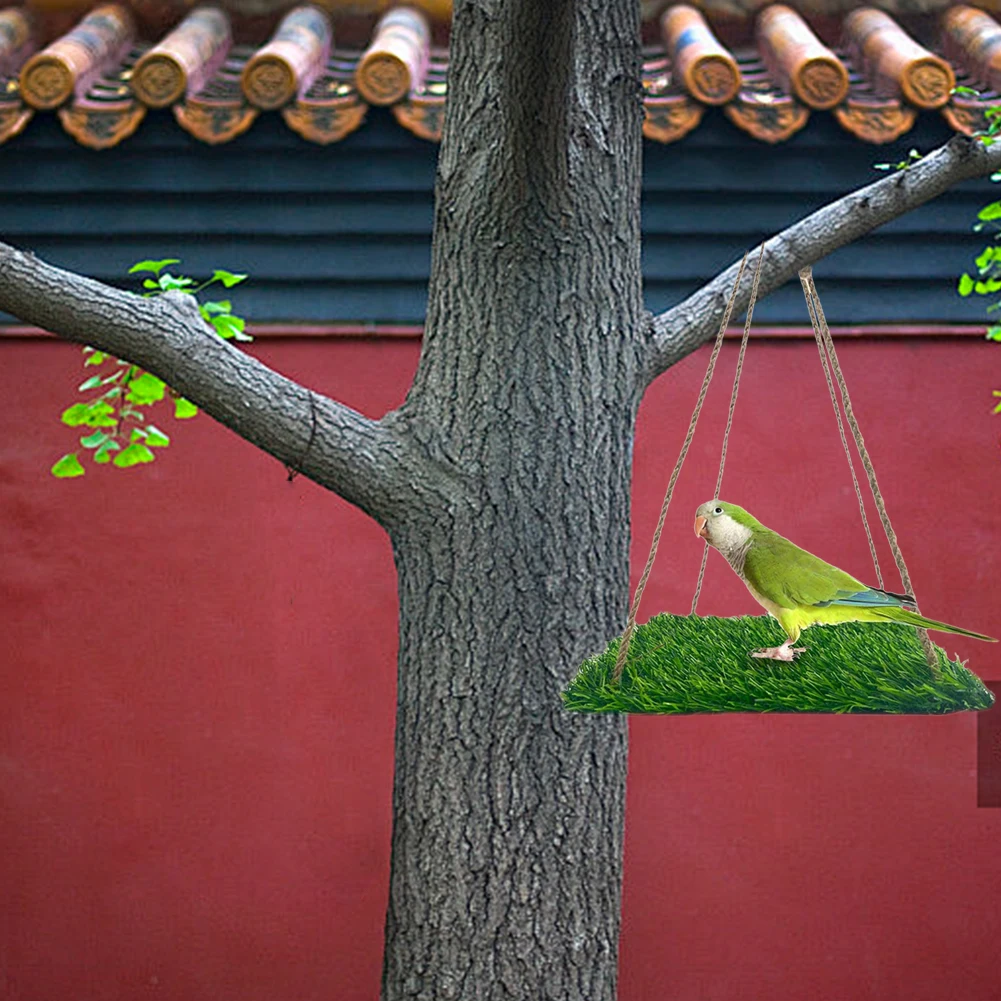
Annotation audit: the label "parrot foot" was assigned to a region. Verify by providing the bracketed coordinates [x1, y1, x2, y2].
[750, 643, 807, 662]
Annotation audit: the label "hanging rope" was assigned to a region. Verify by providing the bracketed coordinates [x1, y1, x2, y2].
[799, 272, 884, 589]
[611, 247, 755, 685]
[690, 246, 766, 615]
[798, 267, 939, 675]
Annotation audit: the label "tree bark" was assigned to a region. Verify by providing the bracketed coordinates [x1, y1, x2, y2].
[376, 1, 644, 997]
[644, 132, 1001, 385]
[0, 245, 456, 526]
[3, 3, 1001, 999]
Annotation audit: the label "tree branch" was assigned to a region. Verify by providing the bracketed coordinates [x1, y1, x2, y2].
[643, 132, 1001, 385]
[0, 241, 455, 526]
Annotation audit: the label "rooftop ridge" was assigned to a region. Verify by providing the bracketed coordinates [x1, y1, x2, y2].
[0, 1, 998, 148]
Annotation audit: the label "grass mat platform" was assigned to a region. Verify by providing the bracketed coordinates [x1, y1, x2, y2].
[563, 614, 995, 715]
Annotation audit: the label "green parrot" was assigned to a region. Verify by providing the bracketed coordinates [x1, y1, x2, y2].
[694, 499, 997, 661]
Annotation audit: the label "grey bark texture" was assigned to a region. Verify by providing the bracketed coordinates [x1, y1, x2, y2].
[0, 250, 456, 526]
[646, 131, 1001, 386]
[3, 0, 1001, 997]
[377, 1, 644, 997]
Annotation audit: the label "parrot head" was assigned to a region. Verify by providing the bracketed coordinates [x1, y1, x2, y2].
[694, 500, 763, 554]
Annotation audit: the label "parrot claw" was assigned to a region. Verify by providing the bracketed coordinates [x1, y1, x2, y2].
[750, 644, 807, 662]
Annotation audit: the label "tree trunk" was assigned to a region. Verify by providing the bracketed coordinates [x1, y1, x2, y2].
[378, 1, 646, 997]
[6, 2, 1000, 999]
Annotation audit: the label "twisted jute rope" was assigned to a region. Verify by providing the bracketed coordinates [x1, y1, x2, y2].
[800, 273, 884, 589]
[798, 267, 939, 676]
[690, 246, 766, 614]
[611, 247, 758, 685]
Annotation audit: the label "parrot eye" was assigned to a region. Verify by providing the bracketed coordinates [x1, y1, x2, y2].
[713, 507, 723, 515]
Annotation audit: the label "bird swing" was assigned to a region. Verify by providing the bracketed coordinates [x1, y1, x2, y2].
[563, 246, 995, 715]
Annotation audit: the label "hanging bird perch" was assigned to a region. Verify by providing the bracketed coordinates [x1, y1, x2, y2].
[564, 248, 996, 715]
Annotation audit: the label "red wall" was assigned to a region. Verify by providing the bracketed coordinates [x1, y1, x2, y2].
[2, 334, 999, 1001]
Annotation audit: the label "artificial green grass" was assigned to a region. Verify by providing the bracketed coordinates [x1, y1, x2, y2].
[563, 614, 995, 715]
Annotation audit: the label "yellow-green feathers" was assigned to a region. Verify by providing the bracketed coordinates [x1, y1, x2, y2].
[697, 499, 997, 646]
[742, 529, 868, 610]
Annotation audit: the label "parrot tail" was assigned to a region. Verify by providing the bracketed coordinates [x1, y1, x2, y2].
[874, 607, 997, 642]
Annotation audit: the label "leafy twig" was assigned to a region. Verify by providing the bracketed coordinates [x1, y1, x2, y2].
[51, 259, 250, 478]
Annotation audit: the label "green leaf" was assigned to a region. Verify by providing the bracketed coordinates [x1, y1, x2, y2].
[211, 314, 251, 341]
[144, 424, 170, 447]
[125, 372, 166, 405]
[83, 350, 107, 366]
[958, 273, 975, 297]
[61, 401, 116, 428]
[174, 397, 198, 419]
[86, 411, 118, 429]
[61, 403, 90, 426]
[143, 279, 160, 290]
[51, 453, 85, 478]
[80, 430, 110, 449]
[987, 326, 1001, 341]
[129, 427, 147, 442]
[129, 258, 180, 276]
[157, 273, 195, 292]
[977, 202, 1001, 221]
[975, 247, 995, 271]
[113, 443, 155, 468]
[93, 439, 121, 463]
[952, 85, 980, 97]
[78, 375, 102, 392]
[974, 279, 1001, 294]
[210, 314, 236, 338]
[212, 269, 247, 288]
[993, 390, 1001, 415]
[199, 299, 231, 318]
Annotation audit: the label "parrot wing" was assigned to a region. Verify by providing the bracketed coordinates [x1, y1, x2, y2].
[812, 589, 915, 609]
[742, 530, 870, 610]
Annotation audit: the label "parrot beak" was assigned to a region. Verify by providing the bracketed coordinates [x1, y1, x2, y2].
[694, 516, 708, 540]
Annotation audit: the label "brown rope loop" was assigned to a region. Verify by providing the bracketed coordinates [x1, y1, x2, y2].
[798, 267, 939, 675]
[611, 247, 754, 686]
[691, 246, 766, 615]
[798, 271, 884, 589]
